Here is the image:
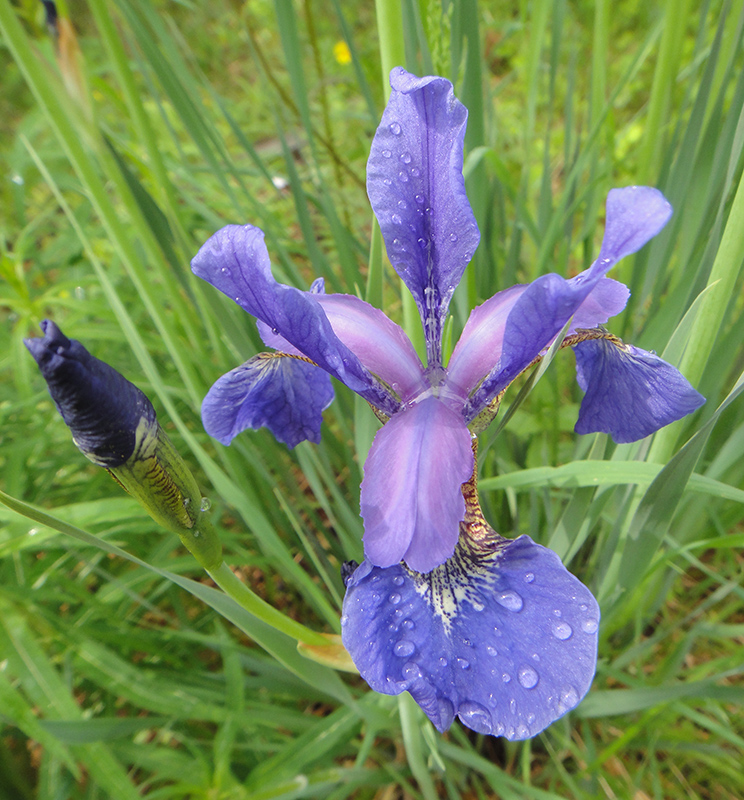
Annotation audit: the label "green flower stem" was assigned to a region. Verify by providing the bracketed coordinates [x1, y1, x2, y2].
[0, 486, 328, 648]
[206, 561, 329, 647]
[375, 0, 406, 100]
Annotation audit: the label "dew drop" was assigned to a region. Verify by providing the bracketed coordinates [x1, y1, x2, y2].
[582, 618, 599, 634]
[400, 151, 412, 164]
[527, 712, 536, 725]
[415, 193, 425, 205]
[389, 121, 402, 135]
[220, 266, 231, 277]
[398, 171, 409, 183]
[486, 645, 498, 657]
[579, 603, 588, 612]
[234, 296, 242, 303]
[457, 658, 470, 670]
[383, 178, 392, 186]
[496, 590, 524, 612]
[459, 702, 492, 734]
[392, 237, 401, 246]
[394, 640, 415, 658]
[502, 672, 511, 683]
[340, 614, 348, 627]
[495, 723, 505, 736]
[531, 653, 540, 662]
[471, 599, 485, 612]
[402, 661, 421, 679]
[381, 148, 392, 158]
[487, 693, 497, 707]
[200, 497, 211, 512]
[389, 592, 402, 605]
[402, 619, 415, 630]
[518, 666, 539, 689]
[391, 213, 403, 225]
[449, 232, 458, 242]
[397, 199, 408, 210]
[410, 167, 420, 177]
[524, 572, 535, 583]
[509, 698, 517, 715]
[417, 237, 427, 249]
[552, 621, 573, 641]
[553, 609, 562, 618]
[559, 686, 579, 709]
[392, 575, 404, 586]
[439, 657, 448, 667]
[192, 529, 200, 538]
[516, 724, 530, 738]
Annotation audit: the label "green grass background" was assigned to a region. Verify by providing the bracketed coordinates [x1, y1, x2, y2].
[1, 0, 743, 797]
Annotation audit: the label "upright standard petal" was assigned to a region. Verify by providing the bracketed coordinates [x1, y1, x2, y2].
[573, 339, 705, 442]
[202, 354, 334, 448]
[192, 225, 400, 416]
[464, 187, 672, 420]
[316, 294, 426, 401]
[367, 68, 480, 364]
[342, 533, 599, 739]
[360, 396, 473, 573]
[25, 320, 157, 467]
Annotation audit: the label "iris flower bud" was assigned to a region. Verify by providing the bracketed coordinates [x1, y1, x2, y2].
[25, 320, 222, 570]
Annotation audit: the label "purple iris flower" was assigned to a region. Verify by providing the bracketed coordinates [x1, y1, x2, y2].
[192, 68, 704, 738]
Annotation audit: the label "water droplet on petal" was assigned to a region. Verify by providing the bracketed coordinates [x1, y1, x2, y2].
[559, 686, 579, 710]
[400, 151, 412, 164]
[509, 698, 517, 715]
[402, 619, 414, 630]
[234, 296, 242, 303]
[389, 593, 402, 605]
[495, 722, 505, 736]
[410, 166, 420, 177]
[459, 702, 493, 734]
[449, 232, 458, 242]
[582, 618, 599, 634]
[524, 572, 535, 583]
[220, 267, 231, 276]
[579, 603, 588, 612]
[394, 640, 415, 658]
[398, 171, 409, 183]
[402, 661, 420, 679]
[487, 693, 497, 707]
[381, 148, 392, 158]
[397, 199, 408, 210]
[553, 609, 562, 618]
[340, 614, 348, 627]
[417, 237, 427, 249]
[527, 712, 536, 725]
[502, 672, 511, 683]
[439, 657, 448, 667]
[552, 621, 573, 641]
[471, 599, 485, 612]
[518, 666, 539, 689]
[392, 575, 404, 586]
[486, 645, 498, 657]
[457, 658, 470, 670]
[496, 590, 523, 612]
[516, 724, 530, 738]
[415, 193, 425, 205]
[389, 121, 402, 135]
[391, 213, 403, 225]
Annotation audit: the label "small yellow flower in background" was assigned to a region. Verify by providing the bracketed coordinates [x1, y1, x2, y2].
[333, 40, 352, 65]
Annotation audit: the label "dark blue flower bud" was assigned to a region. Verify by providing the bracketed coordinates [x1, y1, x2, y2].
[25, 319, 156, 468]
[25, 320, 222, 570]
